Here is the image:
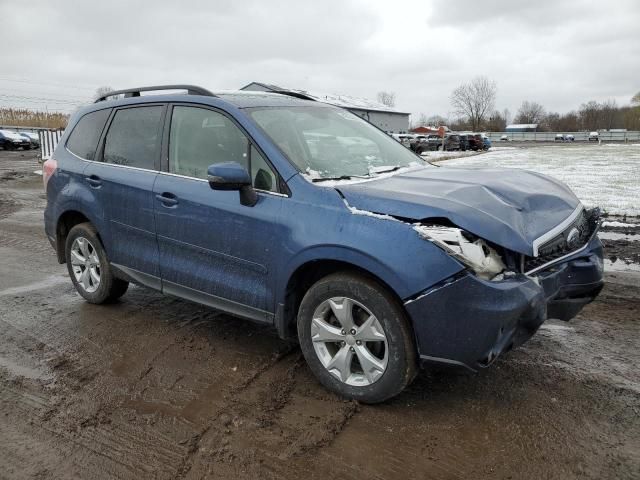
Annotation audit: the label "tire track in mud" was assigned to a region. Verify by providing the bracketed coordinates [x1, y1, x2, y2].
[0, 193, 19, 220]
[176, 348, 361, 479]
[0, 230, 55, 256]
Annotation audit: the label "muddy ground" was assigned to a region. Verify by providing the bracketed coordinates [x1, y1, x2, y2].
[0, 150, 639, 479]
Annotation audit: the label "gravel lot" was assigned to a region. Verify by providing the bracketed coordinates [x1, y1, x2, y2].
[0, 149, 639, 479]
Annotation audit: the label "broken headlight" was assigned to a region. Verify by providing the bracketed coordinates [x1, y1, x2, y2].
[413, 225, 506, 281]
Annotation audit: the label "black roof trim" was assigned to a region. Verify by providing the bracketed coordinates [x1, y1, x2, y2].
[270, 90, 317, 101]
[95, 85, 216, 103]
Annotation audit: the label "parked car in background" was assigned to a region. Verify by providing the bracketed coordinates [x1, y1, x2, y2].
[424, 134, 455, 152]
[0, 130, 31, 150]
[500, 135, 509, 141]
[462, 133, 483, 151]
[423, 134, 442, 152]
[459, 134, 470, 151]
[20, 132, 41, 149]
[410, 135, 428, 154]
[555, 134, 566, 142]
[391, 134, 414, 149]
[482, 135, 492, 150]
[43, 85, 604, 403]
[589, 132, 599, 142]
[446, 134, 461, 151]
[565, 134, 575, 142]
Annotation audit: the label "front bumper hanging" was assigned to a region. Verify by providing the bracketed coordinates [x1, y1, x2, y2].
[405, 233, 604, 371]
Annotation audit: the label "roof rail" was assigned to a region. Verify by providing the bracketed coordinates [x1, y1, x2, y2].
[94, 85, 216, 103]
[270, 90, 316, 102]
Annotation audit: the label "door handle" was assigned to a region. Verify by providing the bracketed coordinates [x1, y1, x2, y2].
[85, 175, 102, 188]
[155, 193, 178, 207]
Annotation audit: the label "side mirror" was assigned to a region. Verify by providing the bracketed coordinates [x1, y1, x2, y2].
[207, 162, 257, 207]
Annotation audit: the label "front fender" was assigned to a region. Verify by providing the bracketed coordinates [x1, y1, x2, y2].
[276, 191, 466, 307]
[279, 244, 407, 302]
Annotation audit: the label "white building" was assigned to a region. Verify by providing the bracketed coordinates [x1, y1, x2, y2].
[240, 82, 410, 133]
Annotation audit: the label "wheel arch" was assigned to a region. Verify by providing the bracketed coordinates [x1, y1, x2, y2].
[55, 209, 104, 263]
[274, 247, 408, 340]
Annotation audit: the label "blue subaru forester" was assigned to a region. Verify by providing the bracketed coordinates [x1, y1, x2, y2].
[44, 85, 604, 403]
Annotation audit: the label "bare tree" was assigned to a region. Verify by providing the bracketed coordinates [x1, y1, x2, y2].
[543, 112, 560, 132]
[416, 113, 429, 127]
[95, 86, 114, 100]
[377, 91, 396, 108]
[502, 108, 511, 126]
[514, 101, 545, 124]
[579, 101, 601, 130]
[632, 91, 640, 106]
[450, 76, 496, 131]
[486, 110, 507, 131]
[600, 99, 619, 130]
[426, 115, 448, 126]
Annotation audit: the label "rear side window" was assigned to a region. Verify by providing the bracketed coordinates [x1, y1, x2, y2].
[66, 109, 111, 160]
[104, 106, 163, 170]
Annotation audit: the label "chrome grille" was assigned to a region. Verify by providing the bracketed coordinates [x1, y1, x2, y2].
[524, 209, 598, 273]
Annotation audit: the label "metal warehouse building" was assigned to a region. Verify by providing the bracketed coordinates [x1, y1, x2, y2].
[240, 82, 410, 133]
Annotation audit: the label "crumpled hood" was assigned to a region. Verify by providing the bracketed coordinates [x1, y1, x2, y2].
[337, 165, 581, 256]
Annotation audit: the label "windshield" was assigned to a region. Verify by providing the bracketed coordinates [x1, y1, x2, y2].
[246, 105, 427, 179]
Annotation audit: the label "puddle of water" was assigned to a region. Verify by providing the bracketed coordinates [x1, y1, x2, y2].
[540, 324, 574, 332]
[0, 275, 68, 297]
[604, 259, 640, 273]
[0, 356, 53, 381]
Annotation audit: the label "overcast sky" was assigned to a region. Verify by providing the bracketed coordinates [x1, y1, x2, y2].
[1, 0, 638, 119]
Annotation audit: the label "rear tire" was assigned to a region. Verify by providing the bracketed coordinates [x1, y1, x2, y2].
[297, 272, 417, 403]
[65, 222, 129, 304]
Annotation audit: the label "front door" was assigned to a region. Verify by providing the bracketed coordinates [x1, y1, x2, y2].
[153, 105, 284, 321]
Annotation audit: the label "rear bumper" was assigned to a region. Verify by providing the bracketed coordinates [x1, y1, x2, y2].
[43, 206, 59, 257]
[404, 235, 604, 371]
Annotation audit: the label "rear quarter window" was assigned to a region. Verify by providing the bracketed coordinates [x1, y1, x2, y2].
[66, 109, 111, 160]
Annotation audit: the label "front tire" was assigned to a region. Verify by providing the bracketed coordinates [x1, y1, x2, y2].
[297, 272, 417, 403]
[65, 222, 129, 304]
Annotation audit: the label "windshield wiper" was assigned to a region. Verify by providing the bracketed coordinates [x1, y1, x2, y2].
[312, 174, 370, 182]
[369, 165, 402, 175]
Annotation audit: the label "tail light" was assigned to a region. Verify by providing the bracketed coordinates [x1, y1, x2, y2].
[43, 158, 57, 191]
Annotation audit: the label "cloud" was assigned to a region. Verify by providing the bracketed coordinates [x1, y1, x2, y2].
[0, 0, 638, 118]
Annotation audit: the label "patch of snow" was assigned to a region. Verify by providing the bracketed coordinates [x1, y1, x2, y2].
[342, 198, 399, 222]
[598, 232, 637, 241]
[33, 170, 42, 176]
[302, 163, 426, 186]
[602, 221, 638, 228]
[423, 150, 480, 160]
[443, 144, 640, 216]
[604, 259, 640, 273]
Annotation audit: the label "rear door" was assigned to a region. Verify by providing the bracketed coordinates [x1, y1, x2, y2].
[84, 104, 165, 286]
[153, 104, 284, 321]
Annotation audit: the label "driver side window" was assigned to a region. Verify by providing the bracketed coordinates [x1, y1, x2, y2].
[169, 106, 249, 179]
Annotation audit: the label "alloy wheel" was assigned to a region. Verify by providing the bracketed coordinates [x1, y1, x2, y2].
[311, 297, 388, 386]
[70, 237, 101, 293]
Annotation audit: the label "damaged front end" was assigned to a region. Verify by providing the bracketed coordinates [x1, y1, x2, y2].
[406, 207, 604, 371]
[413, 225, 506, 281]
